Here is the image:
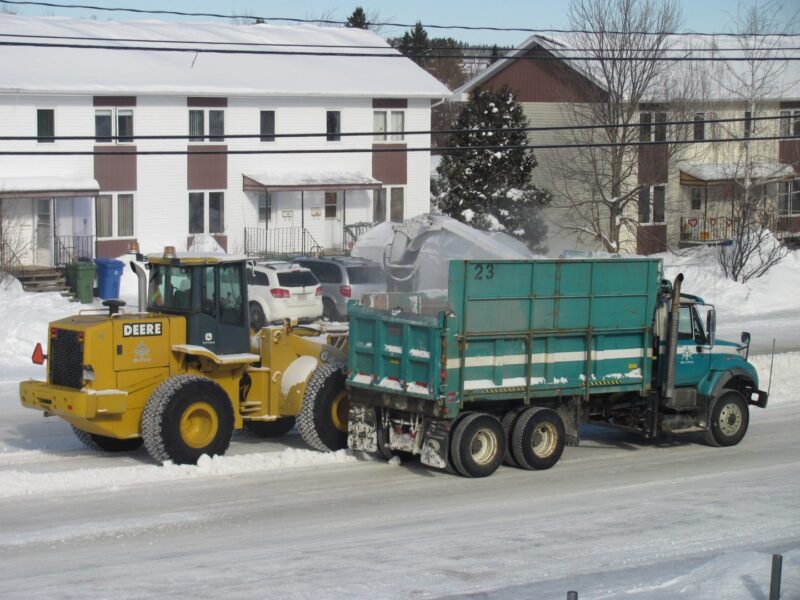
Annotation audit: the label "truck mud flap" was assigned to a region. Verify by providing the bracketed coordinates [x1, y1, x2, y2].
[420, 418, 449, 470]
[348, 403, 378, 453]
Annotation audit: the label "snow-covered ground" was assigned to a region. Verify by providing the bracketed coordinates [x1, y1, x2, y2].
[0, 247, 797, 599]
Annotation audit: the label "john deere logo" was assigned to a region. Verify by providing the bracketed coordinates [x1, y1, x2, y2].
[123, 322, 162, 337]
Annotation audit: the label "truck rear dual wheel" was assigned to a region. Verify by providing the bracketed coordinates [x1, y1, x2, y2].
[297, 362, 348, 452]
[141, 375, 234, 465]
[511, 407, 566, 470]
[704, 390, 749, 447]
[450, 413, 506, 478]
[72, 426, 143, 452]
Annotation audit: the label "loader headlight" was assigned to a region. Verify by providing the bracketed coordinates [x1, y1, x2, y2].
[320, 350, 330, 363]
[82, 365, 96, 382]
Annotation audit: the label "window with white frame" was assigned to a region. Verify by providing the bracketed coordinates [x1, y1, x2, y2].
[326, 110, 341, 141]
[372, 187, 404, 222]
[373, 110, 405, 141]
[96, 193, 135, 238]
[95, 108, 134, 143]
[780, 110, 800, 137]
[690, 186, 705, 211]
[37, 109, 54, 143]
[639, 111, 667, 142]
[189, 192, 225, 234]
[638, 185, 666, 224]
[778, 179, 800, 215]
[260, 110, 275, 142]
[257, 192, 272, 224]
[693, 113, 705, 141]
[189, 109, 225, 142]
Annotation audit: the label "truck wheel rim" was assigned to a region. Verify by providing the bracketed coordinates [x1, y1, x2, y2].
[532, 423, 557, 458]
[180, 402, 219, 449]
[331, 391, 349, 432]
[470, 429, 497, 465]
[719, 403, 742, 436]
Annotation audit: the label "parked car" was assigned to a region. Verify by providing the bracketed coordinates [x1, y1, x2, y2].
[247, 261, 322, 329]
[292, 257, 386, 321]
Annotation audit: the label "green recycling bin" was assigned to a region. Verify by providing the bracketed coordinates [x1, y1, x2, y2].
[74, 260, 96, 304]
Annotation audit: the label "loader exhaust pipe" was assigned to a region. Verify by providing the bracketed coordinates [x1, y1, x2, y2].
[130, 260, 148, 312]
[662, 273, 683, 401]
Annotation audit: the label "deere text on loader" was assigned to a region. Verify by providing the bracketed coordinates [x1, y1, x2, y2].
[20, 248, 349, 464]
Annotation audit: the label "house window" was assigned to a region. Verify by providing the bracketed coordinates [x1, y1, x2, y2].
[209, 192, 224, 233]
[690, 187, 704, 211]
[638, 185, 665, 224]
[257, 192, 271, 224]
[373, 110, 405, 142]
[189, 109, 224, 142]
[390, 187, 404, 222]
[639, 111, 667, 142]
[189, 192, 225, 234]
[326, 110, 341, 141]
[778, 180, 800, 215]
[373, 189, 386, 222]
[744, 111, 753, 138]
[96, 193, 135, 238]
[325, 192, 338, 218]
[95, 108, 134, 143]
[37, 109, 54, 143]
[780, 110, 800, 137]
[260, 110, 275, 142]
[189, 192, 205, 233]
[693, 113, 705, 141]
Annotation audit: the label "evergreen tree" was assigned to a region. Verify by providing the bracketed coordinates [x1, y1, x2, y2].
[345, 7, 368, 29]
[398, 21, 429, 67]
[435, 86, 550, 251]
[489, 45, 500, 64]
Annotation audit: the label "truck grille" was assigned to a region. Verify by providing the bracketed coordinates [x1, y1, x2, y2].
[49, 329, 84, 389]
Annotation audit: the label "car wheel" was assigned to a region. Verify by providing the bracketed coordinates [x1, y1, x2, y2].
[250, 302, 266, 331]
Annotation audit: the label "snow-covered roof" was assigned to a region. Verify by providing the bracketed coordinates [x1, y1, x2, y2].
[678, 161, 795, 182]
[0, 14, 451, 99]
[243, 171, 382, 191]
[455, 33, 800, 102]
[0, 176, 99, 194]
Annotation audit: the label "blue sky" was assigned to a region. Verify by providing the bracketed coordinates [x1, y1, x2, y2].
[4, 0, 796, 45]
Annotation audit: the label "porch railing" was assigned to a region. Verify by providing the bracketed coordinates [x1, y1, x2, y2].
[343, 222, 375, 252]
[244, 227, 322, 258]
[679, 217, 732, 244]
[54, 235, 95, 267]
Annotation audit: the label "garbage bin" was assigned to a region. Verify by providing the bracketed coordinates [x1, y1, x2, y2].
[74, 260, 96, 304]
[94, 258, 125, 300]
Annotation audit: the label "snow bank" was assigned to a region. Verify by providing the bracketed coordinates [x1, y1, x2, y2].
[750, 352, 797, 407]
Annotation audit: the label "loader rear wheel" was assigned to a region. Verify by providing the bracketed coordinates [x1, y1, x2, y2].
[512, 407, 565, 471]
[450, 413, 505, 478]
[141, 375, 233, 465]
[704, 390, 749, 447]
[244, 417, 296, 438]
[71, 426, 143, 452]
[297, 362, 348, 452]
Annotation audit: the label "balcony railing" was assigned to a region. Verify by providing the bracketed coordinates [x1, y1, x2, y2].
[679, 217, 732, 244]
[244, 227, 322, 258]
[54, 235, 95, 267]
[343, 222, 375, 252]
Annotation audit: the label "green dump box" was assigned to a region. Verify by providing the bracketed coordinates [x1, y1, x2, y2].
[347, 258, 662, 412]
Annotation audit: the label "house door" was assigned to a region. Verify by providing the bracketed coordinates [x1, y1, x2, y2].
[324, 191, 342, 249]
[35, 198, 52, 266]
[54, 196, 93, 263]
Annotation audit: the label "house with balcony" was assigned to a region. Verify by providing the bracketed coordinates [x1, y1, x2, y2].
[453, 34, 800, 254]
[0, 14, 450, 271]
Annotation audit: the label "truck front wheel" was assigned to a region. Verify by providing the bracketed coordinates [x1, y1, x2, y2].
[450, 413, 505, 478]
[141, 375, 234, 465]
[511, 407, 565, 470]
[705, 390, 749, 447]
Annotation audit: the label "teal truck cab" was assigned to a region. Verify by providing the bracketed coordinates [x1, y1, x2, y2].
[346, 258, 767, 477]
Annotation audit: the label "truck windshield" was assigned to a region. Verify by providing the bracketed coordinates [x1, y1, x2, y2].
[148, 265, 192, 310]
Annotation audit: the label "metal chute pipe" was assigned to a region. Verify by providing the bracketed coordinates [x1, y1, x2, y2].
[129, 260, 148, 312]
[662, 273, 683, 401]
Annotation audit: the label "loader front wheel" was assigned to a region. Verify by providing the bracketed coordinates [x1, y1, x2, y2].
[141, 375, 233, 465]
[512, 407, 565, 471]
[297, 362, 348, 452]
[244, 417, 296, 438]
[72, 426, 143, 452]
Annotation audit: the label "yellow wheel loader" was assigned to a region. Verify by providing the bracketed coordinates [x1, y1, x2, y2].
[20, 248, 349, 465]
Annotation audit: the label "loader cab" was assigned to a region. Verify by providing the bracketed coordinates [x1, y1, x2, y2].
[147, 255, 250, 355]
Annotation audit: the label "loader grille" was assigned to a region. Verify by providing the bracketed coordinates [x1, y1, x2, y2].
[49, 329, 84, 389]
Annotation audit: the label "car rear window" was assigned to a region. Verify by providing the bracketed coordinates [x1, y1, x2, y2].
[296, 261, 341, 284]
[346, 266, 385, 284]
[277, 270, 318, 287]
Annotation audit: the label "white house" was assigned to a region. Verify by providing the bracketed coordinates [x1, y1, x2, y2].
[0, 14, 450, 268]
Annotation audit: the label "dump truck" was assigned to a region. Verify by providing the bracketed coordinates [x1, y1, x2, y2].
[346, 258, 768, 477]
[20, 248, 349, 464]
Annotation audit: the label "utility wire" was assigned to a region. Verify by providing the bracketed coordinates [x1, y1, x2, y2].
[1, 0, 799, 37]
[1, 39, 798, 61]
[0, 115, 791, 143]
[0, 134, 793, 156]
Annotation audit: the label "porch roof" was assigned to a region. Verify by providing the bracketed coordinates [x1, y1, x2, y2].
[0, 176, 99, 199]
[242, 172, 383, 193]
[678, 162, 795, 186]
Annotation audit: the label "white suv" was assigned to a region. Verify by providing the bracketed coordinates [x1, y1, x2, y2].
[247, 261, 323, 330]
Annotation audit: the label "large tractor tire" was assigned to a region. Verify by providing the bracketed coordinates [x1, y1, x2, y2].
[449, 413, 505, 478]
[141, 375, 234, 465]
[704, 390, 749, 447]
[244, 417, 296, 438]
[511, 407, 565, 470]
[72, 426, 143, 452]
[297, 362, 348, 452]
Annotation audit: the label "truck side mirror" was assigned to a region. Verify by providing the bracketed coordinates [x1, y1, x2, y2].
[706, 308, 716, 347]
[741, 331, 751, 346]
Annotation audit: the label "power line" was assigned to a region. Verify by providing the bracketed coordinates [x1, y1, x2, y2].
[1, 39, 798, 61]
[1, 0, 798, 37]
[0, 134, 793, 156]
[0, 115, 790, 143]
